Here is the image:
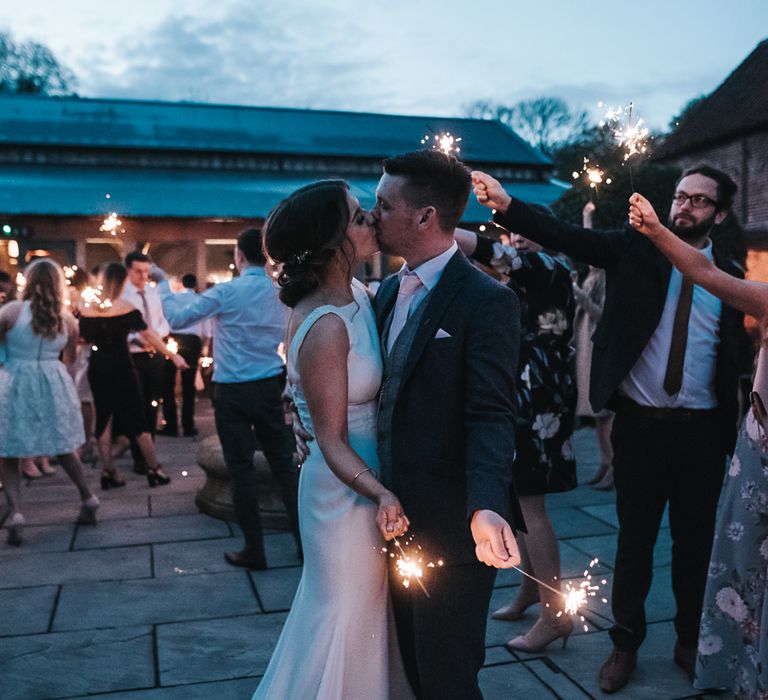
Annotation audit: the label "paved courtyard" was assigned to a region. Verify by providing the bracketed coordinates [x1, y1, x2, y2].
[0, 399, 730, 699]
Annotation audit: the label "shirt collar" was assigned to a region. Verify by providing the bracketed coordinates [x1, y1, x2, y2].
[701, 240, 714, 260]
[398, 242, 458, 291]
[241, 266, 266, 277]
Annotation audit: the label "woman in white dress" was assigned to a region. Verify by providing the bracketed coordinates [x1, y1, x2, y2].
[0, 259, 99, 545]
[253, 180, 414, 699]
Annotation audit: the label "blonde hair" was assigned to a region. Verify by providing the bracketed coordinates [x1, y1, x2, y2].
[22, 259, 66, 339]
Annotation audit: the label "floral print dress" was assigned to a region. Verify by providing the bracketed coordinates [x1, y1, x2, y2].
[473, 237, 578, 495]
[695, 348, 768, 698]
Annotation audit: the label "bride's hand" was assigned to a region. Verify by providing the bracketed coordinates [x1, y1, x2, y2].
[376, 492, 410, 541]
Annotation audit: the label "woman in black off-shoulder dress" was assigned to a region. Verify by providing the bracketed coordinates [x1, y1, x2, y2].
[79, 263, 187, 489]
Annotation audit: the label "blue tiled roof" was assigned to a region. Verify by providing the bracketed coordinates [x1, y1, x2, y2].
[0, 95, 550, 166]
[0, 165, 567, 220]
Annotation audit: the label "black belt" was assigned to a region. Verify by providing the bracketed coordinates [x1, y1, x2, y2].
[611, 395, 717, 423]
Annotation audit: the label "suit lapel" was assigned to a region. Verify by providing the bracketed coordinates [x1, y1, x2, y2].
[400, 251, 471, 386]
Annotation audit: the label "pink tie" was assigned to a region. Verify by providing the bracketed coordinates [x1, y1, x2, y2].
[387, 273, 423, 354]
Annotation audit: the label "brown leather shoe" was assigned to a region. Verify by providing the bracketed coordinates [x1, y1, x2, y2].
[673, 641, 696, 680]
[224, 550, 267, 570]
[599, 648, 637, 693]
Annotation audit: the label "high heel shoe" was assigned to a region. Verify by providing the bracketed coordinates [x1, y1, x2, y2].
[505, 616, 573, 653]
[146, 467, 171, 487]
[492, 594, 541, 621]
[100, 471, 126, 490]
[6, 512, 25, 546]
[76, 496, 100, 525]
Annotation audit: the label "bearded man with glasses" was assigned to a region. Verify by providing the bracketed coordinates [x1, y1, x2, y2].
[469, 164, 751, 693]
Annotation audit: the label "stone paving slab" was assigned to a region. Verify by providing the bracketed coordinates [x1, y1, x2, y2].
[553, 621, 710, 699]
[567, 528, 673, 571]
[249, 567, 303, 611]
[480, 659, 560, 698]
[73, 513, 230, 549]
[157, 613, 287, 686]
[149, 491, 203, 518]
[0, 586, 58, 636]
[554, 485, 617, 509]
[152, 533, 301, 578]
[582, 502, 671, 530]
[153, 538, 241, 577]
[0, 523, 74, 555]
[0, 546, 151, 589]
[53, 571, 259, 631]
[18, 494, 150, 526]
[549, 507, 617, 539]
[68, 677, 258, 699]
[0, 625, 154, 700]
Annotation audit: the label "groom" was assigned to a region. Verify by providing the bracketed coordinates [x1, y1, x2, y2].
[370, 150, 525, 699]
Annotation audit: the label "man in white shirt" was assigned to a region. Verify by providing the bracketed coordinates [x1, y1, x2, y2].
[160, 273, 211, 437]
[121, 251, 171, 474]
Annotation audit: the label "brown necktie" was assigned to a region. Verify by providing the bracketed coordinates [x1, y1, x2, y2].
[137, 289, 153, 330]
[663, 276, 694, 395]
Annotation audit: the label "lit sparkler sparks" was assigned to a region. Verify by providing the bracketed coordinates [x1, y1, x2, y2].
[421, 132, 462, 157]
[166, 337, 179, 355]
[510, 557, 607, 628]
[100, 212, 123, 236]
[81, 285, 112, 310]
[572, 157, 612, 195]
[200, 356, 214, 369]
[599, 102, 650, 162]
[381, 534, 443, 597]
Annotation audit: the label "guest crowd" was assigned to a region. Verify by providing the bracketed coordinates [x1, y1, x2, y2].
[0, 155, 764, 699]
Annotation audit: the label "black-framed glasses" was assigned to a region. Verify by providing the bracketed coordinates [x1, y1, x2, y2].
[672, 192, 717, 209]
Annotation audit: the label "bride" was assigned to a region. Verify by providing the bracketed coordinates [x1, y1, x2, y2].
[253, 180, 414, 699]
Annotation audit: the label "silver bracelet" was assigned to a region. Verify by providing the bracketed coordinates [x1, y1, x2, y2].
[351, 467, 377, 484]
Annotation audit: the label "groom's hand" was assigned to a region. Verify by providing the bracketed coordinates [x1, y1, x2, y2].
[292, 413, 313, 462]
[470, 509, 520, 569]
[471, 171, 512, 214]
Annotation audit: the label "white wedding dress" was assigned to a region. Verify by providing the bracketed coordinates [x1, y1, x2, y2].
[253, 281, 413, 699]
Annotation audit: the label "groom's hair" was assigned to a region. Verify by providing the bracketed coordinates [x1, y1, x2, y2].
[383, 150, 471, 232]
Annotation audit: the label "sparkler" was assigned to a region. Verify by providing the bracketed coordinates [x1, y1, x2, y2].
[509, 557, 607, 628]
[381, 534, 443, 597]
[81, 285, 112, 310]
[100, 212, 123, 237]
[599, 101, 650, 190]
[200, 356, 214, 369]
[166, 337, 179, 355]
[572, 157, 612, 199]
[421, 131, 462, 157]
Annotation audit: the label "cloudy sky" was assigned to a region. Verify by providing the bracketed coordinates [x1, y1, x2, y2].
[3, 0, 767, 129]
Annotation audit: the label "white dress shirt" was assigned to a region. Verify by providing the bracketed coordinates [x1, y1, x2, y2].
[619, 242, 722, 408]
[121, 280, 170, 353]
[159, 266, 287, 384]
[386, 242, 457, 353]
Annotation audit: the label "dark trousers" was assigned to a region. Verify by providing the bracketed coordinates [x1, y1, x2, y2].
[162, 334, 202, 434]
[213, 377, 300, 555]
[609, 409, 726, 651]
[128, 352, 166, 467]
[390, 562, 496, 700]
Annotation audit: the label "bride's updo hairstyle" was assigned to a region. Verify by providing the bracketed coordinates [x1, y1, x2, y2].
[264, 180, 351, 308]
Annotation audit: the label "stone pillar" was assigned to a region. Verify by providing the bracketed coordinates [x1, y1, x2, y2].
[194, 434, 296, 530]
[195, 239, 207, 287]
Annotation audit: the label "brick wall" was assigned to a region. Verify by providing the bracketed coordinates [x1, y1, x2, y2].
[666, 131, 768, 243]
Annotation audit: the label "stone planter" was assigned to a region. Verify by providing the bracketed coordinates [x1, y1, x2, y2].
[195, 434, 295, 530]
